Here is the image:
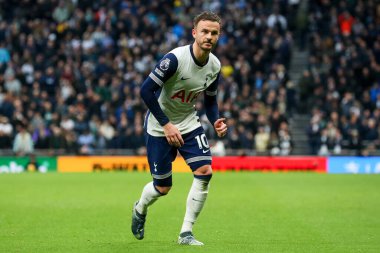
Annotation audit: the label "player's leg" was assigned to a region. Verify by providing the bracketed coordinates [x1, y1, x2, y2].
[178, 165, 212, 246]
[177, 127, 213, 245]
[131, 183, 167, 240]
[134, 178, 172, 216]
[131, 133, 177, 240]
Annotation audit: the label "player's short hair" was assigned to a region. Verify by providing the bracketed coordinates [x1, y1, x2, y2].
[193, 11, 221, 28]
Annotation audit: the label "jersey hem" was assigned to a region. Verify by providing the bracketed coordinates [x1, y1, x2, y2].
[146, 123, 202, 137]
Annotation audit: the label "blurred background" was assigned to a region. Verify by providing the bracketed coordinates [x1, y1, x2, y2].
[0, 0, 379, 157]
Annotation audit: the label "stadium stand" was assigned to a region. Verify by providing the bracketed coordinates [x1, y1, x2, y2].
[0, 0, 299, 156]
[302, 0, 380, 156]
[5, 0, 376, 156]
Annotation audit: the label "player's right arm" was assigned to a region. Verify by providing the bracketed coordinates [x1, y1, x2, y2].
[140, 53, 184, 147]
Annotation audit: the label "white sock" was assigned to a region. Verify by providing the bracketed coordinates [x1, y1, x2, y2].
[180, 177, 210, 234]
[135, 182, 162, 215]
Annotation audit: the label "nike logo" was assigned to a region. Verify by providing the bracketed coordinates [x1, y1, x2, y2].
[192, 198, 204, 202]
[181, 77, 190, 80]
[202, 149, 210, 153]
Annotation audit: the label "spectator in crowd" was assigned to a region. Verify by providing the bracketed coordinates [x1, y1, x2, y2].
[13, 123, 34, 156]
[77, 128, 95, 155]
[269, 132, 281, 156]
[0, 116, 12, 148]
[254, 126, 270, 154]
[98, 117, 116, 149]
[32, 124, 51, 149]
[277, 121, 293, 155]
[210, 140, 226, 157]
[49, 124, 66, 154]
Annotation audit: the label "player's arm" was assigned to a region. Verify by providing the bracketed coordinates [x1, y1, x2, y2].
[204, 73, 227, 137]
[140, 53, 184, 147]
[140, 78, 169, 126]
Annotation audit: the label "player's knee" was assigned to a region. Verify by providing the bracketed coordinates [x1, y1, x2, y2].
[152, 175, 172, 195]
[193, 165, 212, 181]
[194, 164, 212, 175]
[155, 185, 172, 195]
[153, 176, 172, 195]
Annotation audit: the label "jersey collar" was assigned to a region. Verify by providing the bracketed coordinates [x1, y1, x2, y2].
[190, 44, 209, 67]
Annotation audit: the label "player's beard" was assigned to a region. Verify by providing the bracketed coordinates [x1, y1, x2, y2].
[198, 40, 214, 52]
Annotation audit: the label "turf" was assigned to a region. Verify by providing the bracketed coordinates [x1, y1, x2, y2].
[0, 172, 379, 253]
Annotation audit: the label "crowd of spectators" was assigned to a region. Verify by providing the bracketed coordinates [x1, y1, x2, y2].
[0, 0, 297, 156]
[302, 0, 380, 155]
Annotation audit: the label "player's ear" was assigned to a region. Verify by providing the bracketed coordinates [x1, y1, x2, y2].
[192, 28, 196, 39]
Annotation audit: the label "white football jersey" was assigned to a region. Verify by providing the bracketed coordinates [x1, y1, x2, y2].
[146, 45, 221, 136]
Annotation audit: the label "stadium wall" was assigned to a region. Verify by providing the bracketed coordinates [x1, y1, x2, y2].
[328, 157, 380, 174]
[1, 156, 380, 174]
[56, 156, 327, 173]
[57, 156, 188, 172]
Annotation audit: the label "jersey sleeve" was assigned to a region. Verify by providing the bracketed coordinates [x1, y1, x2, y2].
[140, 77, 170, 126]
[205, 72, 220, 96]
[148, 53, 178, 86]
[204, 72, 220, 125]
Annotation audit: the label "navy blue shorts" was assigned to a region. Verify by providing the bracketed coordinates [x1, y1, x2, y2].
[146, 127, 212, 185]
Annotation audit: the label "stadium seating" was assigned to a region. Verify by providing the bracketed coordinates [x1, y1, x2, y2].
[304, 0, 380, 156]
[3, 1, 378, 156]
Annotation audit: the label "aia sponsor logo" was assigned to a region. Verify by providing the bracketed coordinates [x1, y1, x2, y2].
[171, 89, 201, 103]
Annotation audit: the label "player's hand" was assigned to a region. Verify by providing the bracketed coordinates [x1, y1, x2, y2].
[163, 122, 184, 147]
[214, 118, 227, 137]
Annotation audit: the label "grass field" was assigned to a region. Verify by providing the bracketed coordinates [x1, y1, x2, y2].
[0, 172, 379, 253]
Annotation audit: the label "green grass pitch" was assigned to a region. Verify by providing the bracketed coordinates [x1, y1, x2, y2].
[0, 172, 379, 253]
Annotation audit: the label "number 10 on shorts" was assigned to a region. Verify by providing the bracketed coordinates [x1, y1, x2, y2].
[195, 134, 209, 149]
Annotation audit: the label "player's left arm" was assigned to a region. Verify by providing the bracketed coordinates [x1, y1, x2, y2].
[204, 73, 227, 137]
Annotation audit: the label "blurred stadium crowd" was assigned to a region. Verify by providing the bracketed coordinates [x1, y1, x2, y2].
[303, 0, 380, 155]
[0, 0, 379, 156]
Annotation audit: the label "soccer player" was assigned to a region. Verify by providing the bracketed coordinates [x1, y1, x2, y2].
[131, 11, 227, 246]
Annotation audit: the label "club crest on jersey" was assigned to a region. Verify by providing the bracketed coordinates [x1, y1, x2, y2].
[159, 58, 170, 71]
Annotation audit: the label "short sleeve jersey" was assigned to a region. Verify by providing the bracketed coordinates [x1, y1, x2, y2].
[146, 45, 221, 137]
